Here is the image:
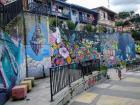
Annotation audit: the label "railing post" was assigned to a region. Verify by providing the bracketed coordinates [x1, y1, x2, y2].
[42, 65, 46, 78]
[68, 64, 71, 87]
[50, 68, 54, 102]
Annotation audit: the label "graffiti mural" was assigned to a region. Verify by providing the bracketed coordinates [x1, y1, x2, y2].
[50, 27, 100, 66]
[0, 31, 24, 105]
[100, 33, 136, 67]
[118, 33, 135, 60]
[25, 13, 51, 78]
[100, 33, 119, 67]
[0, 14, 25, 105]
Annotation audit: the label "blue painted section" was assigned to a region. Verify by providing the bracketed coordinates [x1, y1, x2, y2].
[100, 32, 136, 67]
[26, 22, 50, 61]
[0, 32, 23, 105]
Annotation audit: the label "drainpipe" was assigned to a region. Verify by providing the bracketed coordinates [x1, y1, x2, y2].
[21, 5, 28, 77]
[70, 4, 72, 20]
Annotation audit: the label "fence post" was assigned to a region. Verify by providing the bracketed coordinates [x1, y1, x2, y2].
[68, 64, 71, 87]
[42, 65, 46, 78]
[50, 68, 54, 102]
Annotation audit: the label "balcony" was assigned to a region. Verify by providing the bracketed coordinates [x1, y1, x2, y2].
[0, 0, 22, 29]
[25, 2, 51, 15]
[79, 17, 94, 24]
[24, 1, 70, 19]
[51, 10, 70, 19]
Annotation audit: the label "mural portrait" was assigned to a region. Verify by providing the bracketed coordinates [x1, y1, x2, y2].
[25, 13, 51, 78]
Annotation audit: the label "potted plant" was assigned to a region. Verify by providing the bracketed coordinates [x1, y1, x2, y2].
[100, 65, 108, 77]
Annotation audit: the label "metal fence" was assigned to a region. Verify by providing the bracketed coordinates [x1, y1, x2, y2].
[50, 59, 100, 101]
[27, 2, 50, 16]
[126, 60, 140, 71]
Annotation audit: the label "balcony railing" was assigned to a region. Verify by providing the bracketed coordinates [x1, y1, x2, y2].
[24, 2, 70, 19]
[26, 2, 50, 15]
[0, 0, 22, 29]
[79, 17, 94, 24]
[51, 10, 70, 19]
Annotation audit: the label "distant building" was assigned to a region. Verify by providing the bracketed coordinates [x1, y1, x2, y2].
[92, 6, 117, 32]
[23, 0, 98, 27]
[70, 4, 98, 25]
[2, 0, 121, 32]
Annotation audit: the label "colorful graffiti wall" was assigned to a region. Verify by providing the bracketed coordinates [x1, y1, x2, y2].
[100, 33, 136, 67]
[0, 14, 25, 105]
[50, 27, 100, 66]
[0, 15, 136, 105]
[25, 13, 51, 78]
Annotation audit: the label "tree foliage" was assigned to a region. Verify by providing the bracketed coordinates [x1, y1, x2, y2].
[96, 25, 107, 33]
[85, 24, 93, 32]
[66, 20, 76, 30]
[131, 30, 140, 41]
[118, 11, 134, 19]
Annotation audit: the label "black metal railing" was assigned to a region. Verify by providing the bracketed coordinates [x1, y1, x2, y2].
[80, 59, 100, 75]
[27, 2, 50, 15]
[50, 59, 100, 101]
[79, 17, 93, 24]
[126, 60, 140, 71]
[26, 2, 70, 19]
[50, 63, 82, 101]
[0, 0, 23, 29]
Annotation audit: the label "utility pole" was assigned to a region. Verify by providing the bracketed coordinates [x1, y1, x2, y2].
[107, 0, 110, 9]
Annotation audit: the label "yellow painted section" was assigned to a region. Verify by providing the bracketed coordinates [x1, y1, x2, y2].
[123, 77, 140, 83]
[110, 85, 140, 93]
[20, 80, 32, 91]
[75, 92, 98, 104]
[97, 95, 140, 105]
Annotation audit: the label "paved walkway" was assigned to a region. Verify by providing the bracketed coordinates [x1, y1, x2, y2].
[5, 78, 51, 105]
[5, 69, 140, 105]
[70, 69, 140, 105]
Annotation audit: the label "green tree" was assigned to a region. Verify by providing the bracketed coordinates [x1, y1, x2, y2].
[96, 25, 107, 33]
[131, 30, 140, 41]
[66, 20, 76, 30]
[85, 24, 93, 32]
[49, 17, 61, 27]
[118, 11, 131, 19]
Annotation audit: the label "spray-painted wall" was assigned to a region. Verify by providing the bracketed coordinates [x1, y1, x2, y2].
[24, 13, 51, 78]
[0, 14, 26, 105]
[100, 33, 136, 67]
[50, 28, 100, 66]
[0, 13, 136, 105]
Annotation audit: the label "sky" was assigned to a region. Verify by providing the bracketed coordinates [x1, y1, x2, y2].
[67, 0, 140, 14]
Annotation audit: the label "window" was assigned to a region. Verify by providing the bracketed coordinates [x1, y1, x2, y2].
[87, 14, 90, 17]
[72, 10, 76, 16]
[103, 12, 106, 19]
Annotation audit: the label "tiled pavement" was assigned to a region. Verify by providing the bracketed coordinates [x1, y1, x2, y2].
[70, 69, 140, 105]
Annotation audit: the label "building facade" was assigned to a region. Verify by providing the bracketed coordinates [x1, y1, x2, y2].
[92, 6, 117, 32]
[22, 0, 98, 30]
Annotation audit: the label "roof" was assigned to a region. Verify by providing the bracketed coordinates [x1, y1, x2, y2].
[70, 4, 98, 14]
[92, 6, 117, 15]
[56, 0, 70, 6]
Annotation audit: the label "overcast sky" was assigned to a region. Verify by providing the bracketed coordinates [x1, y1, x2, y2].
[67, 0, 140, 14]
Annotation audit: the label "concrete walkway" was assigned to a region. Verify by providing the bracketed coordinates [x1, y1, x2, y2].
[70, 69, 140, 105]
[5, 78, 51, 105]
[5, 68, 140, 105]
